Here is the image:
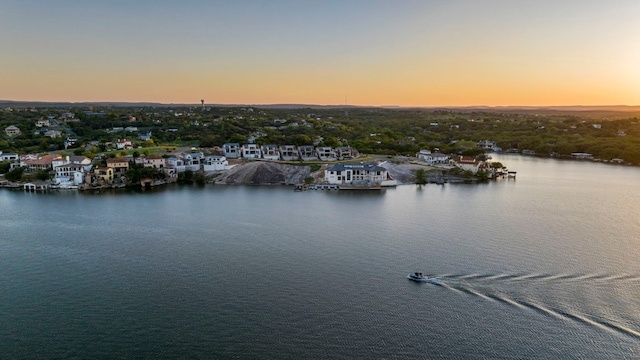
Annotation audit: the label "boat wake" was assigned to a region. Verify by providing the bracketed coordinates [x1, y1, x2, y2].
[424, 272, 640, 340]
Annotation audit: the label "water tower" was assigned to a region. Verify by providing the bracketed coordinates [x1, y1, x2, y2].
[201, 99, 204, 110]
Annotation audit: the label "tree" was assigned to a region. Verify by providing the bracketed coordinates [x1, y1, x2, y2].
[4, 166, 25, 182]
[414, 169, 427, 185]
[36, 169, 52, 181]
[0, 161, 11, 174]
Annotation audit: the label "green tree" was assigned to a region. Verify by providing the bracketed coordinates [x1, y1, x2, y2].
[0, 161, 11, 174]
[4, 166, 25, 182]
[414, 169, 427, 185]
[36, 169, 52, 181]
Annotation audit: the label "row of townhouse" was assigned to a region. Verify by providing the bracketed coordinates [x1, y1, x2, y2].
[222, 144, 358, 161]
[165, 152, 230, 172]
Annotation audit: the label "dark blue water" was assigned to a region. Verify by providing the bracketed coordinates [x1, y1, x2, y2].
[1, 155, 639, 358]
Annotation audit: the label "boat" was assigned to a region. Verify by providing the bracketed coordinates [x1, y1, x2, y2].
[407, 272, 441, 284]
[407, 272, 428, 282]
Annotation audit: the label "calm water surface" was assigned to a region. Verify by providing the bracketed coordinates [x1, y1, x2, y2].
[1, 155, 639, 359]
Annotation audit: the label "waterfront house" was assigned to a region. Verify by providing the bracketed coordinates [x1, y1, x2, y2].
[571, 152, 593, 160]
[222, 143, 240, 158]
[316, 147, 336, 161]
[183, 153, 203, 171]
[203, 155, 228, 171]
[106, 158, 129, 175]
[261, 144, 280, 160]
[324, 162, 390, 186]
[279, 145, 299, 161]
[92, 167, 114, 185]
[166, 157, 185, 172]
[419, 152, 450, 164]
[54, 163, 86, 186]
[144, 156, 166, 169]
[298, 145, 316, 161]
[453, 156, 488, 174]
[22, 154, 62, 172]
[241, 144, 262, 159]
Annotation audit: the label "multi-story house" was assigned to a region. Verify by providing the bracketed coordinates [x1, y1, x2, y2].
[298, 145, 316, 161]
[222, 143, 240, 158]
[279, 145, 298, 161]
[203, 155, 228, 171]
[241, 144, 262, 159]
[324, 162, 391, 186]
[316, 147, 336, 161]
[261, 144, 280, 160]
[106, 158, 129, 175]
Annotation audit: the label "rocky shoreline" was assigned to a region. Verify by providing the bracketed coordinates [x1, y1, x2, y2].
[208, 159, 475, 186]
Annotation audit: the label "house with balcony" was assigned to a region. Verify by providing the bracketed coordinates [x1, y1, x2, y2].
[418, 151, 450, 164]
[203, 155, 228, 171]
[183, 153, 203, 171]
[335, 146, 357, 160]
[90, 167, 114, 185]
[223, 143, 240, 158]
[316, 147, 336, 161]
[241, 144, 262, 159]
[298, 145, 316, 161]
[144, 156, 166, 169]
[106, 158, 129, 175]
[22, 154, 62, 172]
[279, 145, 299, 161]
[261, 144, 280, 160]
[54, 163, 86, 186]
[324, 162, 393, 187]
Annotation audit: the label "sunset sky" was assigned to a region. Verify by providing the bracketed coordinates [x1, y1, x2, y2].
[1, 1, 638, 106]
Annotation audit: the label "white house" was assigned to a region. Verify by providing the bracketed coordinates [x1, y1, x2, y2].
[324, 162, 390, 186]
[476, 140, 496, 149]
[419, 152, 449, 164]
[241, 144, 262, 159]
[183, 153, 203, 171]
[298, 145, 316, 161]
[279, 145, 298, 161]
[335, 146, 357, 160]
[203, 155, 228, 171]
[0, 152, 19, 162]
[116, 139, 133, 150]
[453, 156, 488, 174]
[261, 144, 280, 160]
[316, 147, 336, 161]
[223, 143, 240, 158]
[54, 163, 86, 186]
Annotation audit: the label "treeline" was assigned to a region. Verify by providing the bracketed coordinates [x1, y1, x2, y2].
[1, 107, 639, 164]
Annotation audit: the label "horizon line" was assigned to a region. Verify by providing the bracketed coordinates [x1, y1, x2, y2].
[1, 99, 639, 109]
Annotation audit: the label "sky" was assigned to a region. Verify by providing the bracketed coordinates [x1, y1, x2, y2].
[1, 0, 638, 106]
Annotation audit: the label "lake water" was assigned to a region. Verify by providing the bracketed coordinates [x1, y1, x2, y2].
[1, 155, 639, 359]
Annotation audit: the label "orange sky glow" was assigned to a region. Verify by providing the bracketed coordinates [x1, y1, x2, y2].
[1, 1, 638, 106]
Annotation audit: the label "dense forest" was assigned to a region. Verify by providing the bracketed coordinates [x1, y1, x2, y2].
[1, 105, 639, 164]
